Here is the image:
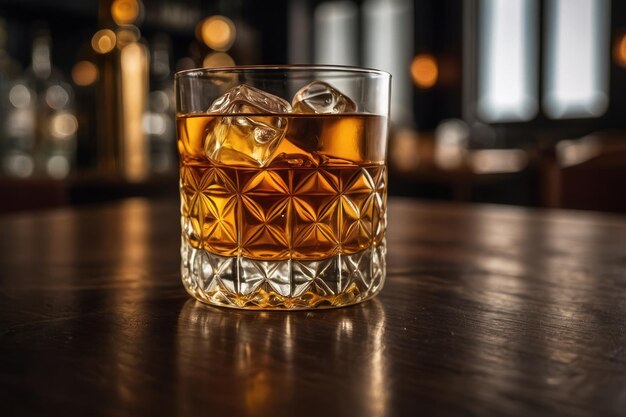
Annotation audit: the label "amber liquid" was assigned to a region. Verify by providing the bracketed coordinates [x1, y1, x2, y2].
[178, 114, 387, 261]
[178, 113, 387, 309]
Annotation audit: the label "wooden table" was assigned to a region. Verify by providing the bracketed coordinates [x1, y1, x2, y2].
[1, 198, 626, 416]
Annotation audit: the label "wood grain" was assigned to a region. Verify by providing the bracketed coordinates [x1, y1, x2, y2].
[1, 198, 626, 417]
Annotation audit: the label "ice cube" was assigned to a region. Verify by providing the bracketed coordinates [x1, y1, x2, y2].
[292, 81, 357, 114]
[205, 84, 292, 167]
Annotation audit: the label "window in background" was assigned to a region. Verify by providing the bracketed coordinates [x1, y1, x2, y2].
[314, 1, 358, 66]
[363, 0, 413, 125]
[288, 0, 312, 64]
[477, 0, 539, 123]
[543, 0, 610, 119]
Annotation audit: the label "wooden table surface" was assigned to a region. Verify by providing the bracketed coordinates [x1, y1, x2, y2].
[1, 198, 626, 417]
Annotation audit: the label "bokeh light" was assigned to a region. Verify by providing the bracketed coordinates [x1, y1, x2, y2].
[198, 15, 236, 51]
[391, 129, 420, 172]
[111, 0, 140, 26]
[45, 85, 70, 110]
[613, 32, 626, 68]
[116, 26, 140, 49]
[435, 119, 469, 170]
[149, 90, 171, 113]
[142, 112, 167, 135]
[410, 54, 438, 89]
[46, 155, 70, 179]
[50, 112, 78, 139]
[469, 149, 528, 174]
[556, 136, 602, 167]
[202, 52, 235, 68]
[8, 84, 32, 108]
[5, 153, 34, 178]
[72, 61, 99, 87]
[92, 29, 116, 54]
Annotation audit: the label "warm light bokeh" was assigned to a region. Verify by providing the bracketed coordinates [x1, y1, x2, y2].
[116, 26, 140, 49]
[410, 54, 438, 89]
[120, 42, 149, 182]
[72, 61, 99, 86]
[469, 149, 528, 174]
[111, 0, 140, 26]
[613, 33, 626, 68]
[391, 129, 419, 172]
[202, 52, 235, 68]
[92, 29, 116, 54]
[50, 112, 78, 139]
[198, 16, 236, 51]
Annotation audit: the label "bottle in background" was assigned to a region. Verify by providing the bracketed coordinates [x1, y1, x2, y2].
[24, 26, 77, 179]
[0, 17, 35, 178]
[146, 33, 175, 175]
[94, 0, 150, 182]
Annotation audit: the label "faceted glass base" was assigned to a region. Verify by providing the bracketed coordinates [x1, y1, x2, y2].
[181, 239, 386, 310]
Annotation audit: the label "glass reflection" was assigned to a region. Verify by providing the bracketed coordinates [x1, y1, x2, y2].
[176, 299, 388, 417]
[114, 199, 151, 283]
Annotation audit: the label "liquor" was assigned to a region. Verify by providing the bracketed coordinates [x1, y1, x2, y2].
[175, 67, 391, 310]
[178, 113, 387, 309]
[1, 26, 76, 179]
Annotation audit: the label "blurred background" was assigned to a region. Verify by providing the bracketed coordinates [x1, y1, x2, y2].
[1, 0, 626, 213]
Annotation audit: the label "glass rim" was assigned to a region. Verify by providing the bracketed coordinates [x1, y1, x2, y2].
[174, 64, 391, 79]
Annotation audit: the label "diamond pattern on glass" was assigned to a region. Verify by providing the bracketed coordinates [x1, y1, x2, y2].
[291, 194, 339, 258]
[204, 251, 237, 294]
[341, 249, 372, 292]
[181, 165, 239, 255]
[180, 163, 387, 308]
[292, 169, 339, 195]
[241, 169, 290, 195]
[308, 256, 342, 296]
[238, 256, 267, 295]
[239, 258, 292, 296]
[342, 167, 376, 196]
[200, 194, 238, 255]
[182, 164, 386, 260]
[240, 195, 290, 259]
[181, 240, 196, 291]
[374, 166, 387, 240]
[371, 238, 386, 292]
[181, 239, 386, 309]
[291, 258, 330, 297]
